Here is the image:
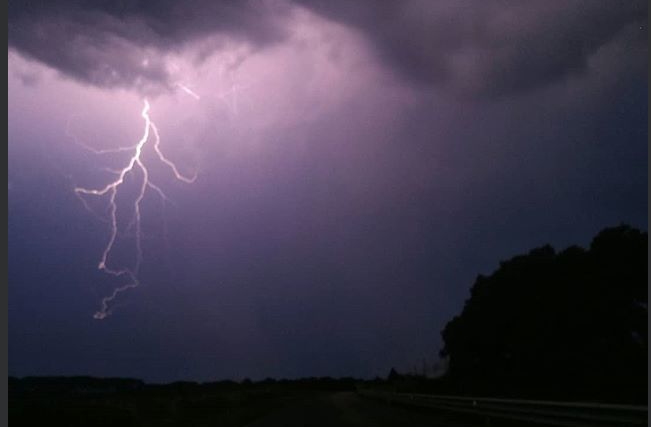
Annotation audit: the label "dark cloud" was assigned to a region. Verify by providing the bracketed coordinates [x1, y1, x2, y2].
[299, 0, 647, 97]
[8, 0, 647, 97]
[8, 0, 291, 92]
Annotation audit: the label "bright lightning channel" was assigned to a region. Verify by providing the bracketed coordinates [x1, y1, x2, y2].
[75, 99, 196, 320]
[175, 83, 201, 100]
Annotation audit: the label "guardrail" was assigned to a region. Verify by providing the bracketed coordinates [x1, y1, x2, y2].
[357, 389, 648, 426]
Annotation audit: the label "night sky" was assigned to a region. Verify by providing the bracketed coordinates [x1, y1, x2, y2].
[8, 1, 647, 382]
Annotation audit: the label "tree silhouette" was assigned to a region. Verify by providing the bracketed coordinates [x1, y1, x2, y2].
[439, 225, 647, 403]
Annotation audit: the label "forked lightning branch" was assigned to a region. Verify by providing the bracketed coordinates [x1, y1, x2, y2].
[75, 99, 197, 320]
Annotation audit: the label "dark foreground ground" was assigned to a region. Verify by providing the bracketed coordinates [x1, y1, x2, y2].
[10, 390, 525, 427]
[244, 391, 490, 427]
[9, 377, 544, 427]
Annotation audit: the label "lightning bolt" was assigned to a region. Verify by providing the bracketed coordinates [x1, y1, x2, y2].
[75, 99, 196, 319]
[175, 83, 201, 100]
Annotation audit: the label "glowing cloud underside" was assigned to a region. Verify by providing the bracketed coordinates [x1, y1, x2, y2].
[75, 99, 196, 319]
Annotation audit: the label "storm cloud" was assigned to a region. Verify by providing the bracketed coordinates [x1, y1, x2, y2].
[299, 0, 647, 96]
[9, 0, 647, 97]
[8, 0, 292, 91]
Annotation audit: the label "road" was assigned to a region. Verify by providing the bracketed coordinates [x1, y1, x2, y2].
[245, 392, 480, 427]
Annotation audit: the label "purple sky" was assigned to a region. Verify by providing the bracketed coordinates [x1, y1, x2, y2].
[8, 0, 647, 382]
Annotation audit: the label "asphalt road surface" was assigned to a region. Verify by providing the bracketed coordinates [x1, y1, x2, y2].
[245, 392, 481, 427]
